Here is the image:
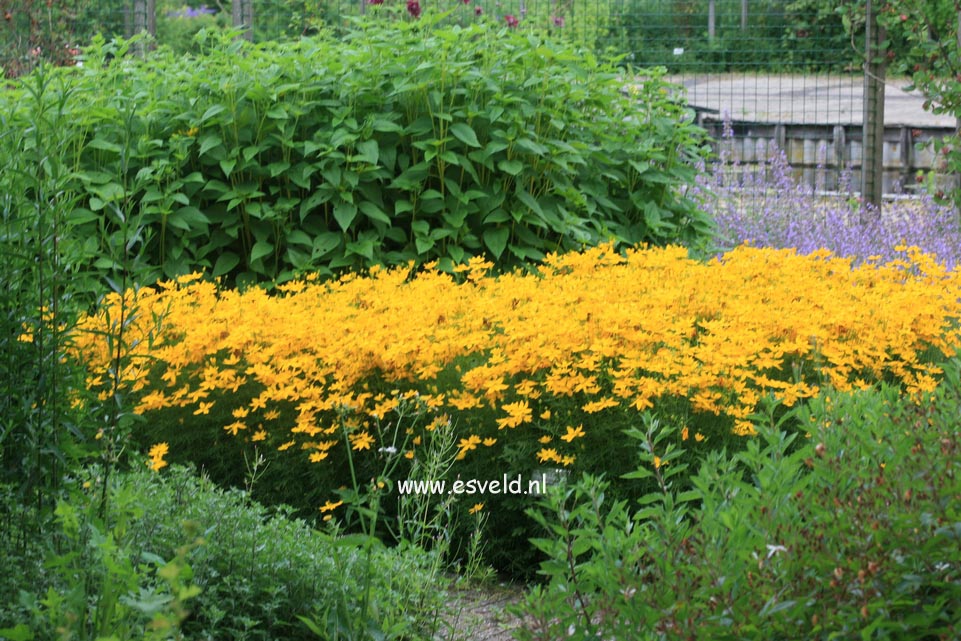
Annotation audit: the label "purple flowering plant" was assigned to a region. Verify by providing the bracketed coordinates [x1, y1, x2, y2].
[697, 127, 961, 270]
[165, 4, 217, 19]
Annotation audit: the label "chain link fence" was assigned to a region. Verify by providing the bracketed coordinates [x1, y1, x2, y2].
[2, 0, 954, 198]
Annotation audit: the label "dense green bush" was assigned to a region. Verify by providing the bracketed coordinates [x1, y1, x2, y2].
[517, 361, 961, 640]
[2, 465, 447, 641]
[0, 19, 711, 292]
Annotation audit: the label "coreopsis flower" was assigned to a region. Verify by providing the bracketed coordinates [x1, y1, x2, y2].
[560, 425, 585, 442]
[147, 443, 169, 472]
[319, 499, 343, 513]
[349, 431, 375, 451]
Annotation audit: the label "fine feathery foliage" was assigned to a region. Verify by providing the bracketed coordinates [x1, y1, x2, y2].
[68, 242, 961, 555]
[0, 20, 712, 292]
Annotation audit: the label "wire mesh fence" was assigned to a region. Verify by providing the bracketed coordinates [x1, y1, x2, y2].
[0, 0, 864, 69]
[1, 0, 954, 197]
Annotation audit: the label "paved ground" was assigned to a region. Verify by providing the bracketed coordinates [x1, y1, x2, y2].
[667, 73, 956, 127]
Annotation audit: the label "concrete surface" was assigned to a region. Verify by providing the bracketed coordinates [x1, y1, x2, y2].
[667, 73, 957, 127]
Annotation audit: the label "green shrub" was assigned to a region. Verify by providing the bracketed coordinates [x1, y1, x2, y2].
[5, 465, 448, 641]
[518, 372, 961, 640]
[0, 20, 711, 291]
[156, 3, 230, 54]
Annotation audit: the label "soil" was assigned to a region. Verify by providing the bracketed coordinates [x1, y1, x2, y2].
[437, 581, 528, 641]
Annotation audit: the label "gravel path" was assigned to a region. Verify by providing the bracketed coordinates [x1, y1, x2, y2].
[438, 582, 527, 641]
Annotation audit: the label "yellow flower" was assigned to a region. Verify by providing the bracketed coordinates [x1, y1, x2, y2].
[456, 434, 482, 460]
[653, 456, 662, 469]
[223, 421, 246, 436]
[349, 431, 375, 451]
[560, 425, 585, 442]
[537, 448, 561, 464]
[496, 400, 533, 430]
[147, 442, 169, 472]
[404, 450, 414, 459]
[193, 401, 214, 416]
[538, 435, 553, 444]
[482, 437, 497, 446]
[469, 502, 484, 515]
[319, 499, 343, 513]
[581, 397, 619, 414]
[70, 240, 961, 473]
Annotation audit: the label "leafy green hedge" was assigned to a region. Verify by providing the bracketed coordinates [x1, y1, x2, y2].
[0, 18, 711, 291]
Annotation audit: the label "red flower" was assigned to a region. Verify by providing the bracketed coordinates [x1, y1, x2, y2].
[505, 13, 518, 27]
[407, 0, 421, 16]
[368, 0, 384, 4]
[475, 5, 483, 14]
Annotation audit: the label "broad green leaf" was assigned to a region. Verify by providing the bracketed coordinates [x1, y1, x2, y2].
[250, 240, 274, 262]
[198, 133, 223, 158]
[483, 226, 509, 259]
[286, 230, 313, 246]
[212, 252, 240, 277]
[346, 238, 374, 260]
[450, 122, 481, 148]
[219, 158, 236, 177]
[333, 201, 357, 231]
[355, 140, 379, 166]
[200, 104, 227, 123]
[415, 236, 434, 254]
[88, 137, 122, 153]
[313, 232, 341, 258]
[497, 159, 524, 175]
[359, 201, 391, 225]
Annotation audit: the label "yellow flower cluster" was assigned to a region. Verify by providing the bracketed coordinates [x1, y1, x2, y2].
[147, 442, 169, 471]
[72, 243, 961, 467]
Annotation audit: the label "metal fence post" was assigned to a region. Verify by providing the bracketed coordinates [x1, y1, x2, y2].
[708, 0, 716, 41]
[129, 0, 156, 56]
[130, 0, 156, 37]
[862, 0, 886, 215]
[233, 0, 255, 41]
